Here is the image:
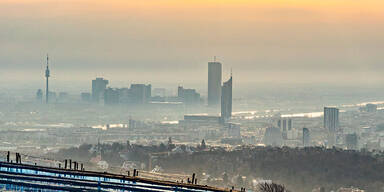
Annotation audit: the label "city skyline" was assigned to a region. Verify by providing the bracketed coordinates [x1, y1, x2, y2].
[37, 57, 234, 98]
[1, 1, 384, 191]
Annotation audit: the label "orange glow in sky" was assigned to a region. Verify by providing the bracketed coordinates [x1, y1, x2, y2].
[1, 0, 383, 84]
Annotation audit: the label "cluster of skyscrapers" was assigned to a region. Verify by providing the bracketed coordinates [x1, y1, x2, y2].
[207, 59, 233, 122]
[31, 54, 374, 151]
[264, 107, 341, 148]
[35, 54, 347, 149]
[89, 78, 152, 105]
[37, 57, 232, 118]
[177, 86, 201, 105]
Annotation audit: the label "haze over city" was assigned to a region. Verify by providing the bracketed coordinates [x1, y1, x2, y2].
[0, 1, 384, 192]
[1, 0, 384, 88]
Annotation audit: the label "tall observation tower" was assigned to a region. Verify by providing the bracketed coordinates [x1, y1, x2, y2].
[45, 54, 50, 104]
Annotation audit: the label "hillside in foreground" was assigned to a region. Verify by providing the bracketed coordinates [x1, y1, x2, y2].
[52, 143, 383, 192]
[157, 146, 384, 192]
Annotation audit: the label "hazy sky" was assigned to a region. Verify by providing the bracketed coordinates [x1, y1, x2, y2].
[1, 0, 384, 88]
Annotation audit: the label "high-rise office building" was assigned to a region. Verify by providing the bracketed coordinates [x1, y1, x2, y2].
[324, 107, 339, 132]
[303, 128, 310, 147]
[324, 107, 339, 147]
[92, 78, 109, 103]
[208, 61, 222, 106]
[288, 119, 292, 130]
[221, 75, 232, 122]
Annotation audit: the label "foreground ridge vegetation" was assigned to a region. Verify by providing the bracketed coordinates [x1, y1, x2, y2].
[158, 146, 384, 192]
[52, 143, 384, 192]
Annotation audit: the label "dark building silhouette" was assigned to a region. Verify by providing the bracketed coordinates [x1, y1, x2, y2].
[48, 91, 57, 103]
[277, 118, 292, 131]
[208, 61, 222, 107]
[359, 103, 378, 113]
[153, 88, 166, 97]
[227, 123, 240, 138]
[288, 119, 292, 130]
[92, 78, 109, 103]
[303, 127, 310, 147]
[116, 88, 131, 104]
[264, 127, 283, 146]
[183, 115, 221, 122]
[36, 89, 43, 103]
[282, 119, 287, 132]
[129, 119, 136, 129]
[177, 86, 200, 105]
[81, 92, 91, 102]
[366, 104, 377, 112]
[59, 92, 69, 102]
[345, 133, 358, 150]
[89, 83, 153, 105]
[221, 75, 232, 122]
[145, 85, 151, 101]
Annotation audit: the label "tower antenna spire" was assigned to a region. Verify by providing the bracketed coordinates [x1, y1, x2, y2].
[45, 53, 50, 104]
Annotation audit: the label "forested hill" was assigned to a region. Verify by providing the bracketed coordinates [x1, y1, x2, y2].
[158, 146, 384, 192]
